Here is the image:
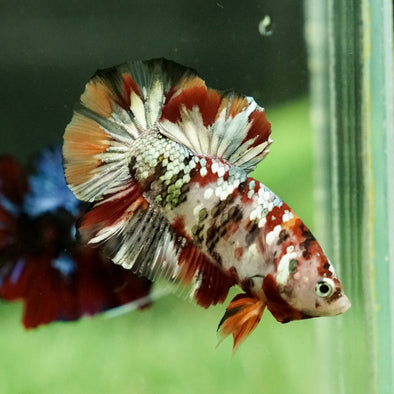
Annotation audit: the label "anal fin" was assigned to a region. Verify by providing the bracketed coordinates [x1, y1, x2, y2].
[177, 241, 237, 308]
[77, 181, 238, 310]
[218, 293, 265, 353]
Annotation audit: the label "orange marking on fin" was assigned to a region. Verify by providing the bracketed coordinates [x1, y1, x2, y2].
[218, 293, 265, 352]
[281, 215, 298, 231]
[63, 113, 111, 186]
[227, 96, 250, 117]
[125, 196, 148, 217]
[216, 95, 250, 120]
[172, 75, 206, 95]
[81, 79, 114, 118]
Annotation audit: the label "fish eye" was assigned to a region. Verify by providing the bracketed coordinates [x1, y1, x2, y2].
[315, 278, 335, 297]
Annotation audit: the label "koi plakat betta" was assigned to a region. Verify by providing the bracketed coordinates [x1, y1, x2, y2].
[63, 59, 350, 351]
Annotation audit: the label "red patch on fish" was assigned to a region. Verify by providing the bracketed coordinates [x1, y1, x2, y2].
[263, 274, 310, 323]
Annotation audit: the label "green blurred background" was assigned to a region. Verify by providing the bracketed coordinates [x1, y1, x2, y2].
[0, 1, 349, 393]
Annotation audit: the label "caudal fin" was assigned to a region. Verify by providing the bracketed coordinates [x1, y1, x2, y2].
[218, 293, 265, 353]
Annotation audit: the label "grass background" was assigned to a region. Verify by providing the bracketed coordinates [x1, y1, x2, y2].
[0, 99, 349, 394]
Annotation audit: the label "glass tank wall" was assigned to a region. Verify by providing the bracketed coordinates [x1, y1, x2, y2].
[306, 0, 394, 393]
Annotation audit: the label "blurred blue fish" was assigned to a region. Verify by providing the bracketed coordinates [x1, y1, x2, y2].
[25, 146, 80, 217]
[0, 146, 152, 328]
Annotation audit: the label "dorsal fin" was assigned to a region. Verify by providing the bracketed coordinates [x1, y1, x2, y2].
[159, 87, 272, 173]
[63, 59, 204, 203]
[64, 59, 272, 205]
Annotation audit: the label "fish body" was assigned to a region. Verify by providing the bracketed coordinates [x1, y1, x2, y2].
[122, 134, 292, 309]
[63, 58, 350, 350]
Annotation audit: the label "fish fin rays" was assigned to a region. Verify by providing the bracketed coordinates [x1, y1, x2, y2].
[76, 182, 176, 283]
[178, 242, 237, 308]
[63, 58, 204, 202]
[159, 89, 272, 173]
[78, 183, 236, 308]
[64, 59, 272, 204]
[217, 293, 265, 353]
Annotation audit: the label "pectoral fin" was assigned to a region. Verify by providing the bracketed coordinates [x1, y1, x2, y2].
[217, 293, 265, 352]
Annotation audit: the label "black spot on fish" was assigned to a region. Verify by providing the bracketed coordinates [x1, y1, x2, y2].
[211, 250, 223, 265]
[300, 224, 316, 259]
[238, 180, 247, 195]
[326, 288, 342, 304]
[245, 222, 259, 246]
[154, 161, 167, 177]
[192, 223, 204, 246]
[228, 205, 243, 222]
[189, 166, 199, 179]
[277, 229, 290, 245]
[211, 202, 224, 218]
[211, 195, 235, 219]
[128, 156, 137, 177]
[176, 169, 185, 180]
[218, 226, 227, 238]
[206, 226, 219, 249]
[178, 193, 187, 204]
[205, 223, 224, 266]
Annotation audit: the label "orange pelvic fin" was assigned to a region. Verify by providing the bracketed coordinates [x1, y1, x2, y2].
[217, 293, 265, 353]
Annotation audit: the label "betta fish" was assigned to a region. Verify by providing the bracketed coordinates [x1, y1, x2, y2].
[63, 58, 350, 350]
[0, 147, 152, 328]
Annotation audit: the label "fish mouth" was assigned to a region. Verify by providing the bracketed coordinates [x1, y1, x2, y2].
[333, 293, 351, 315]
[305, 293, 352, 317]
